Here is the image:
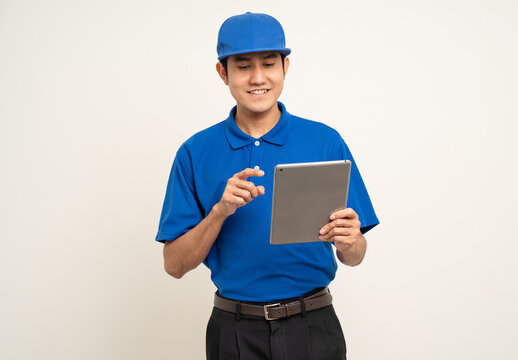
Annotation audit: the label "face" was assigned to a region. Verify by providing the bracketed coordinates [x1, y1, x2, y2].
[217, 51, 289, 116]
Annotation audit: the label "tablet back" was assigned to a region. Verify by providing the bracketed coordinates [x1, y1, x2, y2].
[270, 160, 351, 245]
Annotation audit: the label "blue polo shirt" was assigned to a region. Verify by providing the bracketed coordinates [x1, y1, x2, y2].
[156, 101, 379, 302]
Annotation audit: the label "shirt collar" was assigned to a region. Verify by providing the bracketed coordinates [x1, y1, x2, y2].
[224, 101, 291, 150]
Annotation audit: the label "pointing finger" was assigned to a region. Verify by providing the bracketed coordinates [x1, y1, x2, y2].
[235, 168, 265, 180]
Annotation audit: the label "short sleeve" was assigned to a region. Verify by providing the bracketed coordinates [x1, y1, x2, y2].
[333, 135, 380, 234]
[155, 144, 204, 244]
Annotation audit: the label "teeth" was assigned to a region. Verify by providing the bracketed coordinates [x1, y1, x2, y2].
[250, 89, 268, 94]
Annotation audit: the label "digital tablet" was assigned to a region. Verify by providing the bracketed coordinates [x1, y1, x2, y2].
[269, 160, 351, 245]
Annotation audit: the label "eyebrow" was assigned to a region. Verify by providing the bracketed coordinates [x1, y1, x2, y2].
[234, 53, 280, 62]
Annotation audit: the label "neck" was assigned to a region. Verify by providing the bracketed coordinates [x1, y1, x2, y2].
[234, 103, 281, 139]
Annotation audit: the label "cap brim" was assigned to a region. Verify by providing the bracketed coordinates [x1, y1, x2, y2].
[218, 48, 291, 61]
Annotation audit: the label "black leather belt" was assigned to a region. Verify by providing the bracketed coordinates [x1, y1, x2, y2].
[213, 287, 333, 321]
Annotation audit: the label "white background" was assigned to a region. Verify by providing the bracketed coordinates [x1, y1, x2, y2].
[1, 0, 517, 359]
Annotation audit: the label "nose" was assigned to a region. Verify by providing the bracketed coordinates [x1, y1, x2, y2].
[250, 65, 266, 85]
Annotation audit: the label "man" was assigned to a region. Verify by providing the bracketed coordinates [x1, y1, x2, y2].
[156, 12, 379, 359]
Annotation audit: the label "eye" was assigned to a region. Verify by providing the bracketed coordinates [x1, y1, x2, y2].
[237, 65, 249, 70]
[264, 63, 275, 67]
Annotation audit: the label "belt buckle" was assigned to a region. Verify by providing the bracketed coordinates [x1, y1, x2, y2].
[263, 303, 280, 320]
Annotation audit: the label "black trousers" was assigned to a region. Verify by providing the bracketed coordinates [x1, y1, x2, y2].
[206, 303, 347, 360]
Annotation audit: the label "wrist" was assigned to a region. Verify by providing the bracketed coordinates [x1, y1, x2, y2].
[337, 235, 366, 266]
[211, 202, 229, 221]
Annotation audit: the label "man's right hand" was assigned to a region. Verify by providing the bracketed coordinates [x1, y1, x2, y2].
[215, 168, 265, 218]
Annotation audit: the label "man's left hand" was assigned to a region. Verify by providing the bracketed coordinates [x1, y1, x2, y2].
[319, 208, 366, 265]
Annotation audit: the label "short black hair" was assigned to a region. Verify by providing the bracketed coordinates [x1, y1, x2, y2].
[220, 53, 287, 78]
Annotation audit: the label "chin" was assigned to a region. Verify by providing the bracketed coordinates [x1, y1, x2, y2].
[241, 99, 277, 114]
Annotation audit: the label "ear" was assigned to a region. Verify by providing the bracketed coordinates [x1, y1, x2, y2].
[283, 56, 290, 77]
[216, 62, 229, 85]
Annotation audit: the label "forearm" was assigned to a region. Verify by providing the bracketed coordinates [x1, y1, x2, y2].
[163, 204, 227, 278]
[336, 234, 367, 266]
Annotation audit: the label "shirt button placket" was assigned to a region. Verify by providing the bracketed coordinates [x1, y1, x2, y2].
[250, 139, 263, 185]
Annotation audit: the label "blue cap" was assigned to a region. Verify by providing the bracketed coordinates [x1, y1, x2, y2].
[217, 12, 291, 61]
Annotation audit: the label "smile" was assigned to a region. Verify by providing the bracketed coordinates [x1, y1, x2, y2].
[248, 89, 270, 95]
